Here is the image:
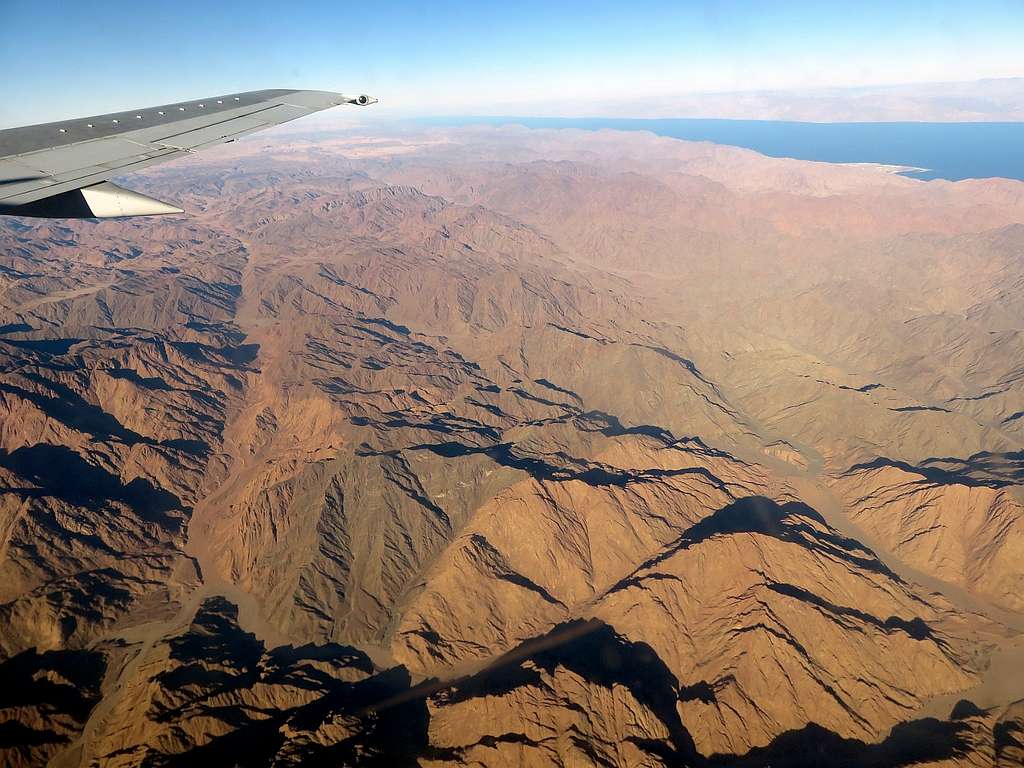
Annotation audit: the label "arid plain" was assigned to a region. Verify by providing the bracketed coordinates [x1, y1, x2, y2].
[1, 124, 1023, 766]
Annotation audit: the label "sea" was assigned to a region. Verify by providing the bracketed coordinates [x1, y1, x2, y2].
[422, 117, 1024, 182]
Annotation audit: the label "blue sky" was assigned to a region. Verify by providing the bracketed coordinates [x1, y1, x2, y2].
[1, 0, 1022, 125]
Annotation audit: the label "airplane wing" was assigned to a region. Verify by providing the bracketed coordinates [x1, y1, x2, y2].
[0, 89, 376, 218]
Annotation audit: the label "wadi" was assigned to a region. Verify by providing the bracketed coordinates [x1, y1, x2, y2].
[1, 124, 1023, 767]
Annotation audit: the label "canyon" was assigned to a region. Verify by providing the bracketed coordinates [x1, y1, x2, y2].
[1, 123, 1023, 766]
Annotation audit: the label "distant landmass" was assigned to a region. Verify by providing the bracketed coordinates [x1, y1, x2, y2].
[426, 116, 1024, 181]
[397, 78, 1024, 124]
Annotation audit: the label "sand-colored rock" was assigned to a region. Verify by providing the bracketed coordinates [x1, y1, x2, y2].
[832, 463, 1024, 612]
[1, 124, 1024, 765]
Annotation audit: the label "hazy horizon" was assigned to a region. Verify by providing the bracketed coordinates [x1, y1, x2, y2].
[2, 0, 1022, 125]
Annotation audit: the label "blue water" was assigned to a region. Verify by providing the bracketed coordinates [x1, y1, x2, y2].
[423, 117, 1024, 182]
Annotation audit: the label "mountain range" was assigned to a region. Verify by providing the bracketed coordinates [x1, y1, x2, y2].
[1, 123, 1023, 767]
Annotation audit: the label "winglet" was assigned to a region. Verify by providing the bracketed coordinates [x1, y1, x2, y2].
[2, 181, 183, 218]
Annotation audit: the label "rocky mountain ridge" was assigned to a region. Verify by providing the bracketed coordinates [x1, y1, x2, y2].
[1, 125, 1023, 766]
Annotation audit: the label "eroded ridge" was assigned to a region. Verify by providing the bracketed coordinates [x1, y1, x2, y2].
[1, 124, 1023, 766]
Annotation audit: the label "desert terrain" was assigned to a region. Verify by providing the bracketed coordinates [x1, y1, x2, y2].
[1, 123, 1023, 766]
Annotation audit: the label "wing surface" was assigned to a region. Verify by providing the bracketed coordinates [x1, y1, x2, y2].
[0, 89, 376, 217]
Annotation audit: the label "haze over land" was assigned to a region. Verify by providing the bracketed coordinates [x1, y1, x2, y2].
[2, 123, 1024, 766]
[408, 78, 1024, 122]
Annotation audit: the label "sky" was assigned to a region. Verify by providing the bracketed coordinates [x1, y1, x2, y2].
[1, 0, 1022, 126]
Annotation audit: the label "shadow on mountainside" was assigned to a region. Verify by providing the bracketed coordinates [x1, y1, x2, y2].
[92, 597, 977, 768]
[850, 452, 1024, 488]
[0, 443, 184, 530]
[0, 490, 984, 767]
[706, 718, 973, 767]
[0, 647, 106, 762]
